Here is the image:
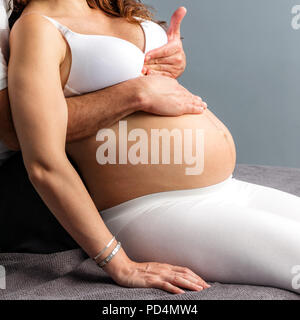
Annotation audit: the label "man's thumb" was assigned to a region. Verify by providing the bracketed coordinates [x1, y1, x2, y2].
[167, 7, 187, 41]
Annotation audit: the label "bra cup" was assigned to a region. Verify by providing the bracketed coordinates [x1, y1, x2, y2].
[67, 35, 145, 94]
[41, 15, 169, 97]
[141, 20, 168, 53]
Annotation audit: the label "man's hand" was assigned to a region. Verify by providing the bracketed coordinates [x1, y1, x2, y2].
[139, 74, 207, 116]
[142, 7, 187, 79]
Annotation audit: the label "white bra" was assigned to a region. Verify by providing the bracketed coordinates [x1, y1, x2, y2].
[41, 15, 168, 97]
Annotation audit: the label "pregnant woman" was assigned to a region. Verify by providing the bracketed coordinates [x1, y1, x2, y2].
[8, 0, 300, 294]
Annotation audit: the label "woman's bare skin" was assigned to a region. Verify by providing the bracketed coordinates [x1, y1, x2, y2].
[67, 109, 236, 210]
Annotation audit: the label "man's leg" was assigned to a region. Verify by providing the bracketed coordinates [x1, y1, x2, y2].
[0, 152, 79, 253]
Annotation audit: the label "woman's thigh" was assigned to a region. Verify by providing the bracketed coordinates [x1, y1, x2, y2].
[230, 178, 300, 221]
[114, 192, 300, 292]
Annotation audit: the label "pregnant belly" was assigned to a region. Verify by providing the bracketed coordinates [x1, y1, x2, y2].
[67, 109, 236, 210]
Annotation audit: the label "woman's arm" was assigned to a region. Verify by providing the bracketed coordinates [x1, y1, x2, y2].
[8, 14, 209, 294]
[8, 14, 125, 262]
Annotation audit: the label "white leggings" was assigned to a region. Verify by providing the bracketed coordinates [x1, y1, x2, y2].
[101, 175, 300, 293]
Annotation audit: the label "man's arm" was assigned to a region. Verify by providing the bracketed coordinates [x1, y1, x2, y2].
[65, 78, 144, 143]
[0, 78, 144, 149]
[0, 73, 206, 150]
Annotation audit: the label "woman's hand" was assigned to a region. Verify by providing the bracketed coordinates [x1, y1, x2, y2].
[106, 255, 211, 294]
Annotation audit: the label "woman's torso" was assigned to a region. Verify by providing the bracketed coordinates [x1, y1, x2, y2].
[22, 10, 236, 210]
[67, 110, 236, 210]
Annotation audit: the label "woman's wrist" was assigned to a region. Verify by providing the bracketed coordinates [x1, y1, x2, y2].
[92, 236, 132, 276]
[100, 245, 133, 277]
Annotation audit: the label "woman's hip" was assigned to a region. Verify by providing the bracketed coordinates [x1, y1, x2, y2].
[100, 173, 234, 235]
[100, 175, 300, 236]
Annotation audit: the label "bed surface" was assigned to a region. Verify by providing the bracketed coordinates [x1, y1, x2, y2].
[1, 164, 300, 300]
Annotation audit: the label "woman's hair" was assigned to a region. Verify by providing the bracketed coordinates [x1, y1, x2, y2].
[13, 0, 166, 27]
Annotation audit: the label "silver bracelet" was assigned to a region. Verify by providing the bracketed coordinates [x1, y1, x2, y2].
[97, 241, 122, 268]
[93, 236, 116, 261]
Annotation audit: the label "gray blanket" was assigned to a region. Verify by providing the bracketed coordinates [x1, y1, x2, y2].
[1, 164, 300, 300]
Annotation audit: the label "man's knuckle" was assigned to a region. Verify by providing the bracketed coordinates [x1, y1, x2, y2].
[163, 48, 169, 56]
[174, 55, 182, 64]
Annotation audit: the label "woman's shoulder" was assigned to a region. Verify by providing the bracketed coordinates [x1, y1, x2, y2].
[10, 13, 66, 54]
[10, 13, 63, 44]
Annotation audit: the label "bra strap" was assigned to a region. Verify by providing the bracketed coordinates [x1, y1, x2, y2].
[19, 13, 70, 36]
[40, 15, 69, 36]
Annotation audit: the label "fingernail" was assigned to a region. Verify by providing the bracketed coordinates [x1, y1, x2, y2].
[196, 285, 203, 290]
[145, 55, 151, 62]
[207, 284, 211, 288]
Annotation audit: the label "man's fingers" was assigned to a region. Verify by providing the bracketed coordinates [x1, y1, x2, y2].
[145, 50, 182, 67]
[144, 40, 180, 63]
[187, 95, 208, 113]
[145, 63, 175, 73]
[145, 69, 174, 78]
[143, 7, 187, 79]
[167, 7, 187, 41]
[186, 104, 204, 114]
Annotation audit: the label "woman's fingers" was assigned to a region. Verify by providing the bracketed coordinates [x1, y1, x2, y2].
[169, 274, 204, 291]
[159, 263, 211, 290]
[116, 261, 211, 295]
[152, 273, 207, 295]
[169, 266, 211, 288]
[153, 280, 185, 294]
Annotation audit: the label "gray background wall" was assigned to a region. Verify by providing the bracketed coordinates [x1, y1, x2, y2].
[147, 0, 300, 168]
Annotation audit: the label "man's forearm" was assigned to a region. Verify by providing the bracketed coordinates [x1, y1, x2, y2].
[66, 77, 144, 143]
[0, 78, 144, 150]
[1, 73, 202, 150]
